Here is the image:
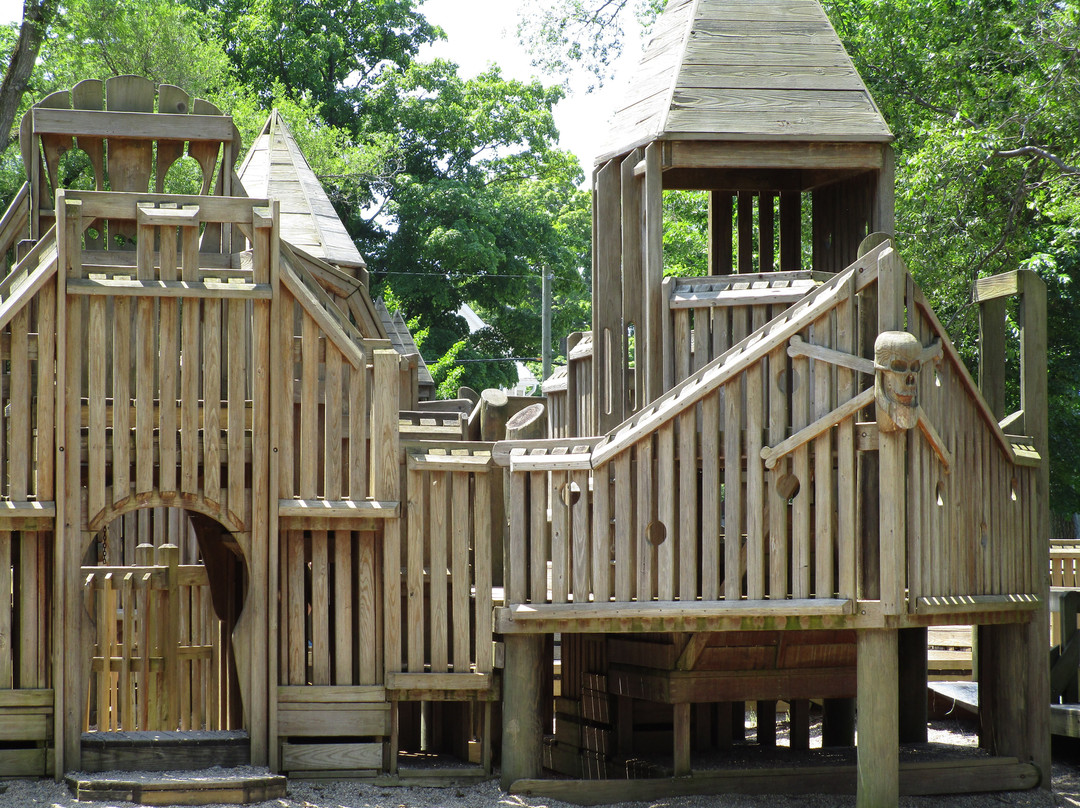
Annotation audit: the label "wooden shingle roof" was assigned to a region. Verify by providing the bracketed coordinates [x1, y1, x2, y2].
[598, 0, 892, 164]
[237, 110, 366, 272]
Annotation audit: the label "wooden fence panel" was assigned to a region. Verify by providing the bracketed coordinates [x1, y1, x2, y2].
[396, 447, 497, 682]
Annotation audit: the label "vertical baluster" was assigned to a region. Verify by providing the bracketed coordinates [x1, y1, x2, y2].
[430, 472, 448, 672]
[678, 411, 697, 600]
[452, 472, 470, 672]
[614, 454, 634, 602]
[334, 531, 353, 685]
[701, 393, 721, 600]
[813, 314, 834, 598]
[406, 469, 425, 671]
[571, 468, 591, 603]
[746, 362, 765, 600]
[723, 379, 743, 601]
[529, 472, 547, 603]
[551, 470, 569, 604]
[635, 438, 655, 601]
[657, 422, 676, 600]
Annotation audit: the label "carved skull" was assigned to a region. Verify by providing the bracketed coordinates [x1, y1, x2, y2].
[874, 331, 921, 431]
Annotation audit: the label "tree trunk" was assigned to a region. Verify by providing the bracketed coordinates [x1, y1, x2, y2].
[0, 0, 60, 154]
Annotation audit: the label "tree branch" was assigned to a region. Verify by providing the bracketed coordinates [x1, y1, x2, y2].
[991, 145, 1080, 176]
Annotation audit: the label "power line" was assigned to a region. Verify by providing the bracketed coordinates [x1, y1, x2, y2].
[374, 270, 543, 280]
[450, 357, 541, 363]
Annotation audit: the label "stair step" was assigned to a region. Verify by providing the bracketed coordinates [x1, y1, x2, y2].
[66, 768, 285, 806]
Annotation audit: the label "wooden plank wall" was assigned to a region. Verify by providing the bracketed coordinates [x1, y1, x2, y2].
[279, 529, 383, 687]
[277, 286, 372, 505]
[0, 204, 56, 763]
[64, 193, 268, 533]
[275, 318, 400, 689]
[508, 273, 868, 605]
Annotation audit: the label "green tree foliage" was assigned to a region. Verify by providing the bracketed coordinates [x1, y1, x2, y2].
[41, 0, 231, 96]
[823, 0, 1080, 515]
[189, 0, 439, 132]
[663, 190, 708, 277]
[517, 0, 665, 88]
[359, 61, 591, 390]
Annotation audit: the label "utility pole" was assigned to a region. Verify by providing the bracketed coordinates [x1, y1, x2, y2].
[541, 267, 552, 381]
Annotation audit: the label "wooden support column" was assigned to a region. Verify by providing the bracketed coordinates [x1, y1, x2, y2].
[898, 628, 928, 743]
[737, 192, 754, 274]
[789, 700, 810, 751]
[501, 634, 544, 789]
[857, 629, 898, 808]
[708, 191, 733, 276]
[759, 192, 775, 272]
[57, 193, 84, 774]
[673, 702, 691, 776]
[593, 159, 624, 433]
[877, 247, 905, 613]
[873, 146, 896, 237]
[643, 143, 664, 403]
[779, 191, 801, 272]
[621, 150, 644, 415]
[1019, 268, 1050, 785]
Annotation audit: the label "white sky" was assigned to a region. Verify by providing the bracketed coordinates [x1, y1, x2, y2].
[0, 0, 642, 174]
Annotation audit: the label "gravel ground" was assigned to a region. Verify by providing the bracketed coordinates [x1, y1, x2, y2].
[1, 724, 1078, 808]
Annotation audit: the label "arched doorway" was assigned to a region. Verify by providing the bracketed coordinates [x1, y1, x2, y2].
[80, 507, 247, 741]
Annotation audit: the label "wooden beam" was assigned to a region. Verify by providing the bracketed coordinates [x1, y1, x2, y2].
[33, 108, 234, 141]
[66, 278, 272, 298]
[510, 758, 1038, 804]
[668, 141, 886, 171]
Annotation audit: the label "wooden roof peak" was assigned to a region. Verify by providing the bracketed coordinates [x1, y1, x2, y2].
[596, 0, 893, 165]
[237, 109, 366, 272]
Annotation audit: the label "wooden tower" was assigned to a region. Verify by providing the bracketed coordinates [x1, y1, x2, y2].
[589, 0, 893, 434]
[499, 1, 1050, 806]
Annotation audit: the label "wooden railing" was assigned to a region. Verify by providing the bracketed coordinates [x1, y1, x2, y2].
[663, 271, 825, 388]
[499, 246, 1044, 617]
[547, 274, 822, 440]
[903, 281, 1042, 606]
[500, 259, 872, 607]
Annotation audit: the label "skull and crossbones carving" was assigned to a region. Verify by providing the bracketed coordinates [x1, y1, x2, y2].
[874, 331, 922, 431]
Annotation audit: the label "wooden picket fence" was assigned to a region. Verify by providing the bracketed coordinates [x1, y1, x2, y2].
[83, 543, 226, 732]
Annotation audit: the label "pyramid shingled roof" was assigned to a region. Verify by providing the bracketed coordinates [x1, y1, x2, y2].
[597, 0, 892, 164]
[237, 110, 366, 272]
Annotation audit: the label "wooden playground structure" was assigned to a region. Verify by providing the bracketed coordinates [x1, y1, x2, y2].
[0, 0, 1057, 805]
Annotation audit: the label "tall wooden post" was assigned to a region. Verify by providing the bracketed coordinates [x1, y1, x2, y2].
[643, 143, 664, 404]
[1019, 269, 1051, 784]
[501, 633, 544, 789]
[855, 244, 905, 807]
[857, 629, 899, 807]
